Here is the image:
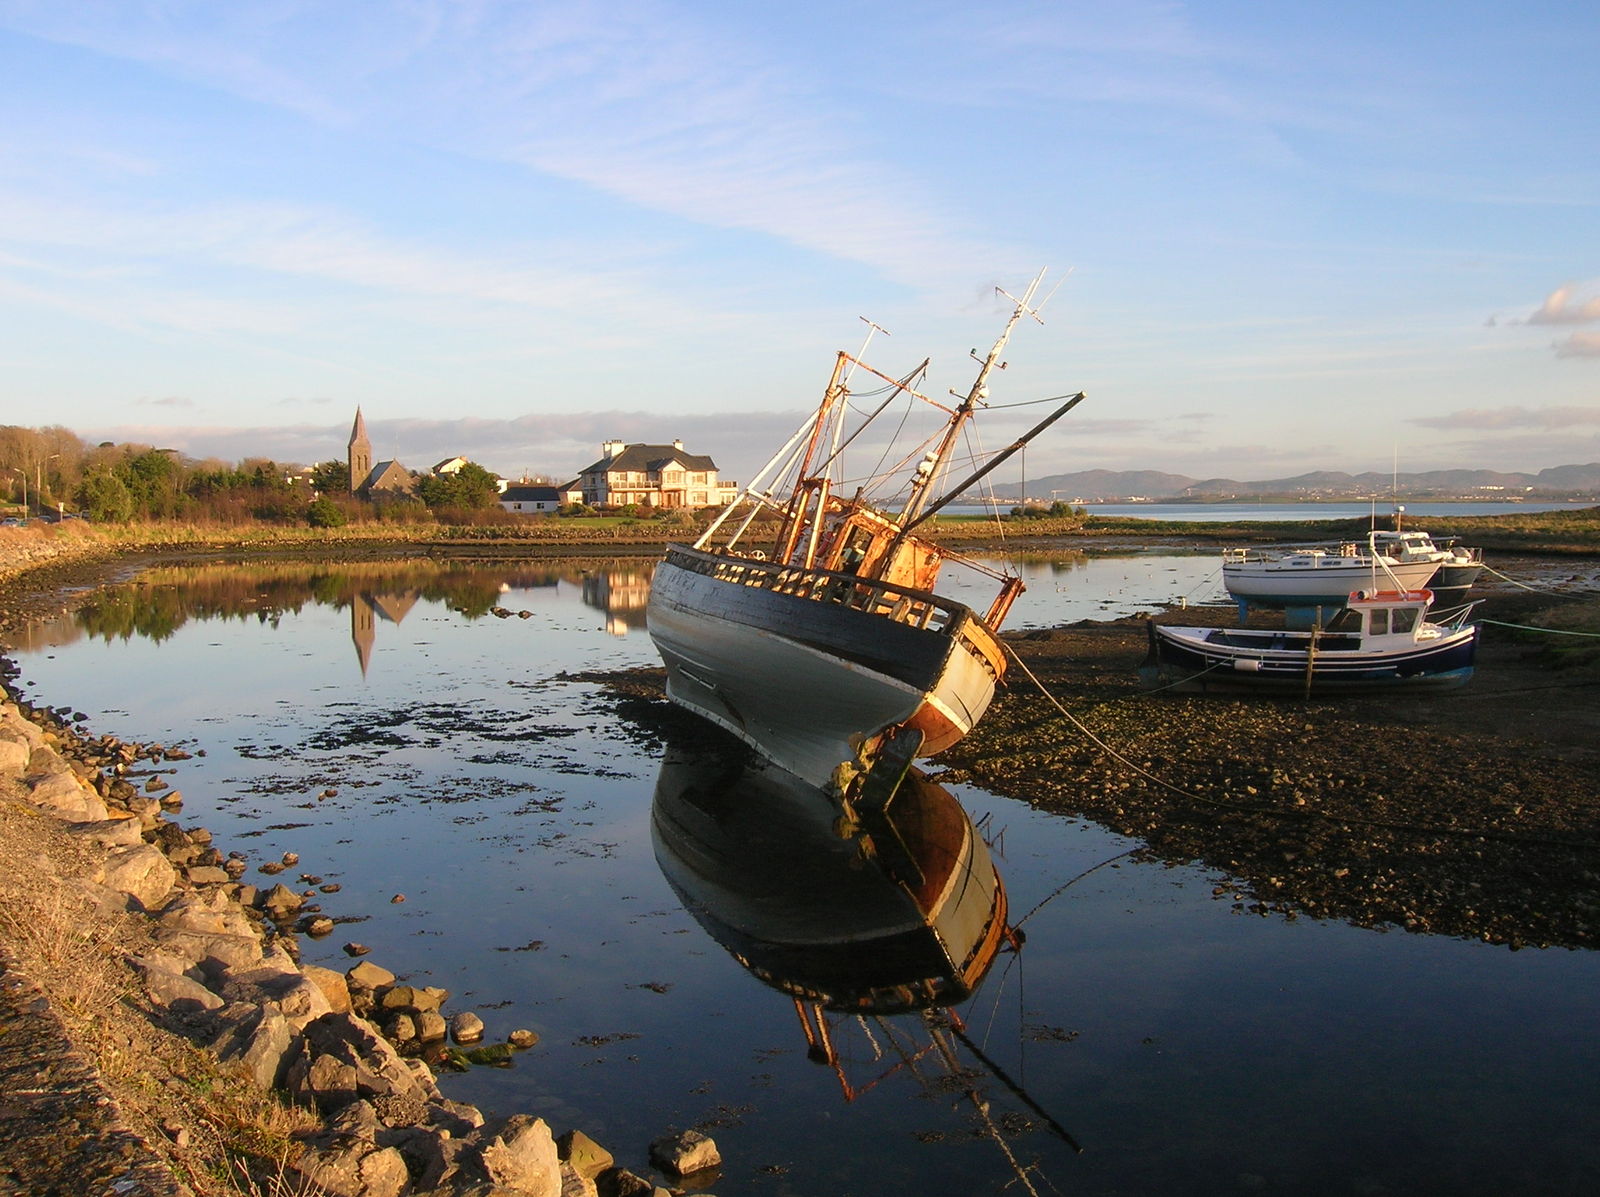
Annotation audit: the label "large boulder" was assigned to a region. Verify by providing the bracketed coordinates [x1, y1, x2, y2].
[65, 816, 145, 849]
[468, 1115, 561, 1197]
[26, 762, 110, 822]
[302, 964, 353, 1014]
[649, 1129, 721, 1177]
[209, 1003, 296, 1091]
[0, 726, 29, 775]
[93, 844, 176, 911]
[283, 1013, 439, 1122]
[291, 1138, 409, 1197]
[216, 963, 333, 1031]
[136, 959, 225, 1014]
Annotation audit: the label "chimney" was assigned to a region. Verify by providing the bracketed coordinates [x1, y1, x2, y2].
[603, 440, 627, 458]
[673, 438, 684, 451]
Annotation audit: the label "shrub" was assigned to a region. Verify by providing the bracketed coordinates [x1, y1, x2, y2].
[306, 497, 348, 528]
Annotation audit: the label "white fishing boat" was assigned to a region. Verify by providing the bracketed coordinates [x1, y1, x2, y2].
[647, 274, 1082, 789]
[1143, 588, 1481, 693]
[1367, 528, 1484, 596]
[1221, 533, 1439, 615]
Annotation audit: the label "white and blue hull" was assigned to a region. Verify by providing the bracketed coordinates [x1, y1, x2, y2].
[1143, 621, 1480, 693]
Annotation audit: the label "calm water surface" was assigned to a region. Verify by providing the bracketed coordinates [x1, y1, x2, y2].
[11, 552, 1599, 1196]
[969, 500, 1589, 522]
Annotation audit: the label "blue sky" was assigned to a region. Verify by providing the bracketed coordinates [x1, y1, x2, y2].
[1, 0, 1596, 484]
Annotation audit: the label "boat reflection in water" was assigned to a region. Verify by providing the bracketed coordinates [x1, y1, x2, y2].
[653, 743, 1012, 1016]
[653, 742, 1075, 1188]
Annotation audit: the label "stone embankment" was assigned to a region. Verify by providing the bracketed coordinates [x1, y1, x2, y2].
[0, 684, 721, 1197]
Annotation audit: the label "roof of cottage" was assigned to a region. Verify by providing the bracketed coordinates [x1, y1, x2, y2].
[501, 485, 562, 503]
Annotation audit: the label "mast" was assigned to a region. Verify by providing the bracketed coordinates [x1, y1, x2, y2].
[898, 271, 1049, 528]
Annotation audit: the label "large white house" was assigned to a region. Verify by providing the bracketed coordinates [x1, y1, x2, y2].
[577, 440, 735, 509]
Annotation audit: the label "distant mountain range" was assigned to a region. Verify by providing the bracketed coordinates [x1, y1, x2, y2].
[983, 463, 1600, 502]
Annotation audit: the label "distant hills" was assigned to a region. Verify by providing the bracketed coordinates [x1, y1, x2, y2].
[984, 463, 1600, 502]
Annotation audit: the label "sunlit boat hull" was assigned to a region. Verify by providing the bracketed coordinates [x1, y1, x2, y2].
[1222, 558, 1440, 608]
[647, 546, 1005, 788]
[1143, 621, 1480, 693]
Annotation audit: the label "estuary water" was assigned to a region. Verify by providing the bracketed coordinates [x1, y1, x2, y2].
[10, 550, 1600, 1196]
[949, 499, 1589, 522]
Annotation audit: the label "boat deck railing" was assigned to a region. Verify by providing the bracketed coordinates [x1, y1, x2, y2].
[667, 545, 969, 636]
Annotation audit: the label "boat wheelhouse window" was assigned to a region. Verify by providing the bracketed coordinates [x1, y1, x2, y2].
[1326, 608, 1363, 633]
[1367, 610, 1389, 635]
[1390, 607, 1420, 634]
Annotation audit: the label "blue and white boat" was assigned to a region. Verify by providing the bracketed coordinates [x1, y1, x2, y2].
[1143, 588, 1480, 694]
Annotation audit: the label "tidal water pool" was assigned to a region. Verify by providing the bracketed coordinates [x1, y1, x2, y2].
[10, 550, 1600, 1196]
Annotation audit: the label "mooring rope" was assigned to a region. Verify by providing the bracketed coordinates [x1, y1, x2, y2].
[1479, 618, 1600, 639]
[1480, 563, 1545, 592]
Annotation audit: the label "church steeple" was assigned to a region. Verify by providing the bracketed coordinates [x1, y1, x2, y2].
[348, 407, 373, 493]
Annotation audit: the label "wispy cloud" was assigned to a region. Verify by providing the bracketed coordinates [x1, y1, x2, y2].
[0, 1, 1014, 290]
[135, 395, 194, 409]
[1555, 331, 1600, 359]
[1410, 405, 1600, 431]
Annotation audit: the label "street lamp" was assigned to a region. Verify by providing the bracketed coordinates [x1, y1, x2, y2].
[37, 453, 60, 516]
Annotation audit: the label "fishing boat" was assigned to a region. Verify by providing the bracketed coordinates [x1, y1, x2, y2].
[1367, 528, 1484, 597]
[1221, 532, 1440, 618]
[1142, 588, 1480, 693]
[647, 274, 1082, 789]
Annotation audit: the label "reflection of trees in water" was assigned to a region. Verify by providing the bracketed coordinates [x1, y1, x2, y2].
[68, 558, 643, 642]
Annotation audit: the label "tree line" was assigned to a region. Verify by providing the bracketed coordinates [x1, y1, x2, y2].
[1, 424, 518, 526]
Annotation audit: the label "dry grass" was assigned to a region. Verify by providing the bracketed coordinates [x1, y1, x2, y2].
[0, 793, 325, 1195]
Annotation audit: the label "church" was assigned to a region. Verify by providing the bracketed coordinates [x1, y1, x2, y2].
[346, 409, 414, 495]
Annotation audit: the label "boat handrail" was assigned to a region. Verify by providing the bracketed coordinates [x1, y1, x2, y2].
[667, 544, 971, 635]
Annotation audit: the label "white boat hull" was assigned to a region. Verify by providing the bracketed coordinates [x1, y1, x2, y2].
[1223, 557, 1439, 607]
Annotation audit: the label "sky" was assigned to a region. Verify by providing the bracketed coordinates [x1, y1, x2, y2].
[1, 0, 1597, 486]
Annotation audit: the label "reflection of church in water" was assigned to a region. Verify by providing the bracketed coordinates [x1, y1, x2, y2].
[350, 592, 420, 675]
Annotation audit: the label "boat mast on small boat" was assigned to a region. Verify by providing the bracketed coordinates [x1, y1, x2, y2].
[647, 273, 1084, 789]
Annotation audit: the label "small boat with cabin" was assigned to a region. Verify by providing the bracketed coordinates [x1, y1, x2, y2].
[1367, 522, 1484, 599]
[1142, 587, 1480, 693]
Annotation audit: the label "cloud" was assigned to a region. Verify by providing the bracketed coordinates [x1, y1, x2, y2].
[1410, 405, 1600, 431]
[84, 409, 817, 481]
[0, 1, 1016, 290]
[1526, 283, 1600, 326]
[1555, 332, 1600, 359]
[135, 396, 194, 409]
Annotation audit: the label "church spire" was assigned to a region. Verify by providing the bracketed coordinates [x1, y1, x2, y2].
[348, 407, 373, 493]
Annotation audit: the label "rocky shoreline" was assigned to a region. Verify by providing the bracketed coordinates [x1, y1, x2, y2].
[0, 686, 718, 1194]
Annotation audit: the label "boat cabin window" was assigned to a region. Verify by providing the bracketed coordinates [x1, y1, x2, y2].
[1325, 608, 1363, 633]
[1390, 607, 1419, 635]
[1366, 610, 1389, 636]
